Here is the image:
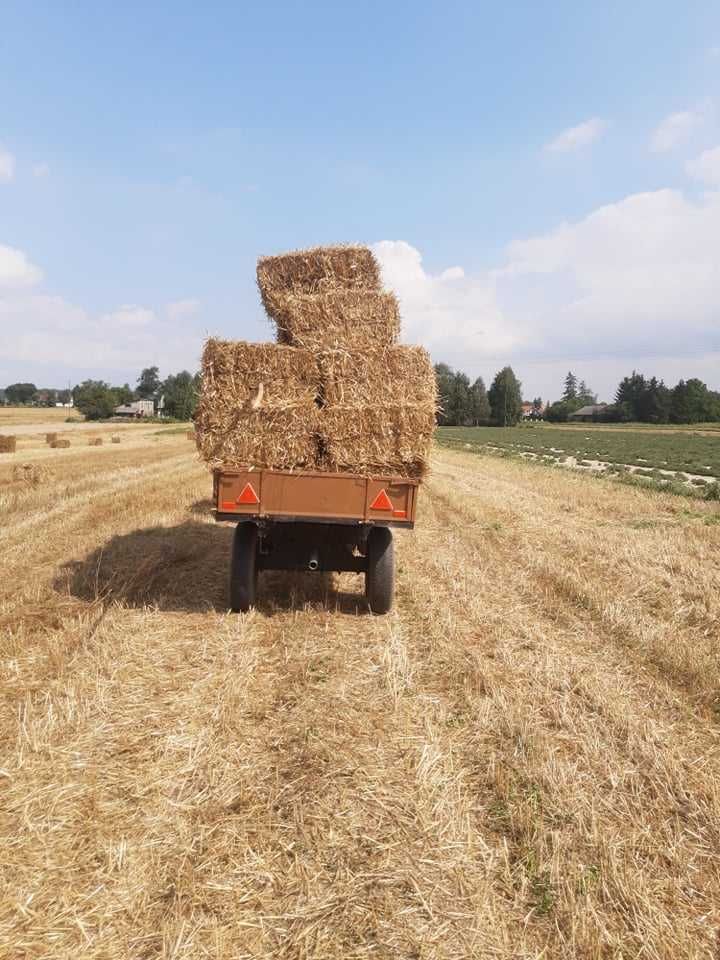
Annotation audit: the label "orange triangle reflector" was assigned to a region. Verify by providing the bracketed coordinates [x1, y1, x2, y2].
[370, 489, 393, 511]
[237, 482, 260, 505]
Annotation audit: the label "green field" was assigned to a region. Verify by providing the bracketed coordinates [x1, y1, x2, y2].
[437, 424, 720, 479]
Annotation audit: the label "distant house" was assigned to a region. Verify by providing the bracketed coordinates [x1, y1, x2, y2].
[114, 399, 155, 418]
[568, 403, 608, 422]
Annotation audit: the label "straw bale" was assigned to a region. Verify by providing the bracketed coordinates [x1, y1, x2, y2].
[0, 435, 17, 453]
[50, 439, 71, 448]
[88, 437, 103, 446]
[318, 346, 437, 478]
[257, 245, 381, 319]
[45, 432, 58, 443]
[269, 288, 400, 350]
[111, 435, 121, 443]
[195, 338, 321, 469]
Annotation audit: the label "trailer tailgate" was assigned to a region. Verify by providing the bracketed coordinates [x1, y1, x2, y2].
[215, 469, 417, 525]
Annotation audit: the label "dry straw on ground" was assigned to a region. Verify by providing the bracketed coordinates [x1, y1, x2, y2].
[1, 432, 719, 958]
[50, 439, 71, 449]
[11, 462, 53, 486]
[271, 288, 401, 350]
[319, 346, 437, 478]
[194, 338, 320, 469]
[0, 435, 17, 453]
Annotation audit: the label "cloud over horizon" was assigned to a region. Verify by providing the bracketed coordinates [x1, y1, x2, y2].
[374, 184, 720, 398]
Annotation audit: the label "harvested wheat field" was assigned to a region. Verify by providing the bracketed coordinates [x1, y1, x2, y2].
[2, 430, 720, 959]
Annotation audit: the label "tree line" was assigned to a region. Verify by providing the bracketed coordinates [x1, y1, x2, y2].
[435, 363, 525, 426]
[2, 367, 200, 421]
[435, 365, 720, 426]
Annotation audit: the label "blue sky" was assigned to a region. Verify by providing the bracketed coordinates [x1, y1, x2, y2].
[1, 1, 719, 400]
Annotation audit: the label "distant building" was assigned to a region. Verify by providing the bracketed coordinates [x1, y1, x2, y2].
[114, 399, 155, 418]
[568, 403, 608, 422]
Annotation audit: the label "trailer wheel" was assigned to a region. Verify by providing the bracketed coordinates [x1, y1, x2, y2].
[230, 522, 258, 613]
[366, 526, 394, 614]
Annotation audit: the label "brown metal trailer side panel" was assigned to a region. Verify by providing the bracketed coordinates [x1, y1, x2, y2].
[215, 469, 418, 525]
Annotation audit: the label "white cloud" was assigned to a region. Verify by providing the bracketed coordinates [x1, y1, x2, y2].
[373, 241, 525, 360]
[687, 145, 720, 186]
[100, 305, 156, 328]
[375, 185, 720, 397]
[32, 162, 50, 178]
[166, 298, 200, 320]
[0, 243, 202, 381]
[0, 244, 43, 288]
[544, 118, 606, 153]
[0, 146, 15, 183]
[650, 102, 710, 152]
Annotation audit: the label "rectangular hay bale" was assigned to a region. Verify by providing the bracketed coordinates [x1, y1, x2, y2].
[51, 439, 71, 448]
[257, 245, 381, 314]
[195, 338, 321, 470]
[0, 435, 17, 453]
[45, 432, 58, 443]
[318, 346, 437, 479]
[269, 289, 401, 351]
[88, 437, 103, 446]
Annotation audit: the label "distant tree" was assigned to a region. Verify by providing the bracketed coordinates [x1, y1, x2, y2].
[115, 383, 135, 405]
[434, 363, 455, 426]
[637, 377, 671, 424]
[488, 366, 523, 426]
[162, 370, 199, 420]
[562, 372, 578, 404]
[615, 371, 647, 421]
[576, 380, 596, 406]
[56, 389, 72, 405]
[469, 376, 490, 425]
[532, 397, 543, 416]
[670, 379, 712, 424]
[136, 366, 160, 399]
[5, 382, 37, 404]
[545, 400, 571, 423]
[73, 380, 117, 420]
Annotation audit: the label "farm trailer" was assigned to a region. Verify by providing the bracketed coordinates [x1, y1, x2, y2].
[213, 467, 419, 614]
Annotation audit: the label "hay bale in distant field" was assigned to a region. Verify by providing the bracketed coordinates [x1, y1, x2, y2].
[50, 439, 71, 448]
[269, 289, 401, 350]
[195, 338, 320, 469]
[0, 435, 17, 453]
[111, 436, 121, 444]
[186, 430, 195, 440]
[88, 437, 103, 446]
[318, 346, 437, 478]
[257, 245, 381, 312]
[45, 432, 58, 443]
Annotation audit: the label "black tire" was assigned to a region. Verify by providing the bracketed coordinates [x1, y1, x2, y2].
[365, 526, 394, 614]
[230, 522, 258, 612]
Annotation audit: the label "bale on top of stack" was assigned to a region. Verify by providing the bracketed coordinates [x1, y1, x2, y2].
[195, 244, 437, 478]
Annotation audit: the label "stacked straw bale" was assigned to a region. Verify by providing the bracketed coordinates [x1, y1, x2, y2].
[0, 435, 17, 454]
[45, 432, 58, 444]
[51, 439, 71, 449]
[272, 289, 400, 351]
[88, 438, 103, 446]
[195, 341, 320, 470]
[318, 346, 436, 477]
[195, 245, 436, 478]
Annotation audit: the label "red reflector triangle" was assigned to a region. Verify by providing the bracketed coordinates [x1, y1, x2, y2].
[370, 489, 393, 511]
[237, 482, 259, 505]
